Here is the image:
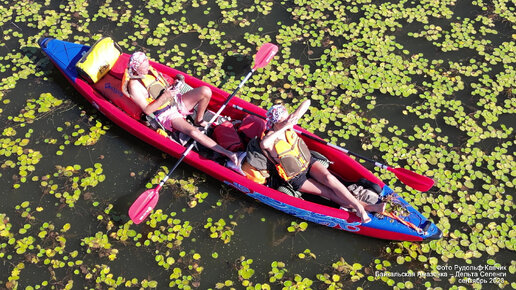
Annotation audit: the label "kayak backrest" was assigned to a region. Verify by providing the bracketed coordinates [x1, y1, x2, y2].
[93, 73, 143, 119]
[91, 53, 144, 119]
[108, 54, 130, 80]
[238, 114, 266, 142]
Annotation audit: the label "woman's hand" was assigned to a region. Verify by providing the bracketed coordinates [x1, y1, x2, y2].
[282, 100, 310, 128]
[167, 86, 181, 99]
[286, 113, 300, 126]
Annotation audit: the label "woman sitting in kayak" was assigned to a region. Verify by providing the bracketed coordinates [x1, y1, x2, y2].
[124, 52, 240, 167]
[261, 100, 386, 223]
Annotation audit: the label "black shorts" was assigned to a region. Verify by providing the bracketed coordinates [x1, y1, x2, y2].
[287, 157, 317, 191]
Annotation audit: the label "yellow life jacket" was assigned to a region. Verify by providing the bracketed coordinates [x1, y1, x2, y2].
[140, 67, 169, 100]
[121, 66, 173, 111]
[271, 129, 311, 181]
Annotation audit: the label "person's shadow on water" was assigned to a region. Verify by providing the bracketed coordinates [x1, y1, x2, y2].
[218, 53, 253, 88]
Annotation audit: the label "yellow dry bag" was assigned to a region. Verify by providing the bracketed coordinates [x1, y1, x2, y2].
[76, 37, 121, 83]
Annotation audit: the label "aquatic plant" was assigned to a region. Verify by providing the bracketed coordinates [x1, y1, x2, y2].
[0, 0, 515, 289]
[269, 261, 287, 283]
[204, 217, 236, 244]
[237, 257, 255, 287]
[39, 163, 106, 207]
[287, 221, 308, 233]
[81, 232, 119, 261]
[297, 248, 316, 260]
[317, 257, 365, 286]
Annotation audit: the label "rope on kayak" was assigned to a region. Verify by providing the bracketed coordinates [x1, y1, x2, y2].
[379, 211, 425, 235]
[381, 193, 426, 234]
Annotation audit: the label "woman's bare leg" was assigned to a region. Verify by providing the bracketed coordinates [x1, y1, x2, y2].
[306, 162, 371, 223]
[180, 86, 211, 126]
[170, 117, 239, 165]
[298, 177, 371, 223]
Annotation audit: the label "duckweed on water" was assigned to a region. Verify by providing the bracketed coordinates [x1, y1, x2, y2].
[204, 217, 236, 244]
[81, 232, 119, 261]
[268, 259, 313, 288]
[237, 257, 255, 287]
[40, 163, 106, 207]
[0, 0, 515, 288]
[287, 221, 308, 233]
[146, 168, 209, 208]
[297, 248, 316, 260]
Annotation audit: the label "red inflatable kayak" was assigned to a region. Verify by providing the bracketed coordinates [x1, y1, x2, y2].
[39, 38, 441, 241]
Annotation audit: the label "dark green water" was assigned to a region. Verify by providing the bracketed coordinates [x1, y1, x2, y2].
[1, 0, 514, 289]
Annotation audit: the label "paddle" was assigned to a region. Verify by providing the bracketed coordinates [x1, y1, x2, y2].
[129, 43, 278, 224]
[231, 104, 434, 192]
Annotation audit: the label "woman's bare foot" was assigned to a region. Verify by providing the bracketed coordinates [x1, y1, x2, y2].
[364, 202, 386, 213]
[357, 209, 371, 224]
[194, 119, 208, 128]
[230, 152, 243, 167]
[228, 153, 239, 167]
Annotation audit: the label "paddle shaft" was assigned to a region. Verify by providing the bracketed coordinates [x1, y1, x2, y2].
[129, 43, 278, 224]
[155, 41, 278, 187]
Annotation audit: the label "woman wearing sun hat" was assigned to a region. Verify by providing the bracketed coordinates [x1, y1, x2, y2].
[260, 99, 385, 223]
[123, 51, 240, 168]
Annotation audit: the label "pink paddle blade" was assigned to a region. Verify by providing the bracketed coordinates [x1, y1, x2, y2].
[128, 187, 160, 224]
[253, 43, 278, 70]
[389, 167, 434, 192]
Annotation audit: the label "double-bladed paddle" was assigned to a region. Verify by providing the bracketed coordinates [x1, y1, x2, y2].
[231, 104, 435, 192]
[129, 43, 278, 224]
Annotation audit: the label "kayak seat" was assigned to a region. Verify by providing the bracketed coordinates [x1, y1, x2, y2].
[311, 150, 331, 168]
[92, 53, 145, 119]
[92, 56, 202, 148]
[94, 53, 195, 129]
[93, 73, 143, 119]
[238, 114, 266, 142]
[107, 53, 130, 80]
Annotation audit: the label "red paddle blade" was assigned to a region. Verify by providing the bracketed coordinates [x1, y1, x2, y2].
[389, 167, 435, 192]
[128, 187, 160, 224]
[252, 43, 278, 70]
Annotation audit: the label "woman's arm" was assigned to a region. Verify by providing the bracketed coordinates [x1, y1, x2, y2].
[128, 80, 175, 115]
[261, 99, 311, 150]
[261, 124, 288, 150]
[288, 99, 310, 124]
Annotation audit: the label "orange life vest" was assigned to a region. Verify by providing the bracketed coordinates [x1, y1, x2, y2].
[242, 162, 268, 184]
[241, 138, 269, 184]
[121, 67, 173, 110]
[271, 129, 311, 181]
